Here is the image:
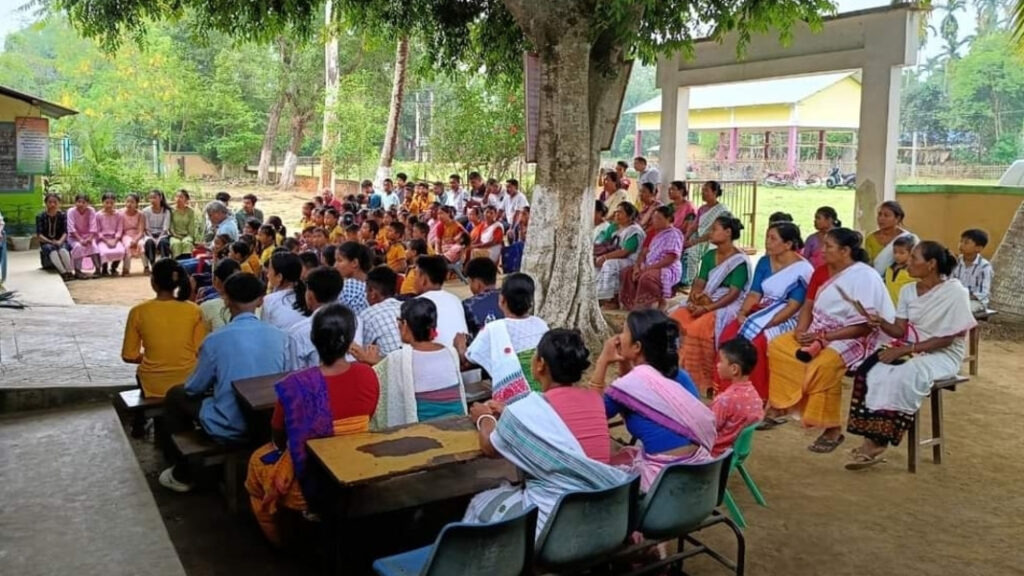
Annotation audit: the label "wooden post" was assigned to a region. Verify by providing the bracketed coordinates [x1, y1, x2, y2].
[817, 130, 826, 160]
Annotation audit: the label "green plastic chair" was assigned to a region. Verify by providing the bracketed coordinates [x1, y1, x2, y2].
[633, 451, 746, 575]
[534, 475, 640, 572]
[722, 423, 768, 529]
[372, 505, 538, 576]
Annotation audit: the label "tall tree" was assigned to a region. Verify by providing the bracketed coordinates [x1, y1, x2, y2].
[258, 38, 289, 186]
[321, 1, 340, 190]
[375, 36, 409, 187]
[59, 0, 834, 338]
[279, 39, 324, 189]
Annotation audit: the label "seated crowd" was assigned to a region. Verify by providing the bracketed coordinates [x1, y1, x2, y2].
[115, 164, 994, 550]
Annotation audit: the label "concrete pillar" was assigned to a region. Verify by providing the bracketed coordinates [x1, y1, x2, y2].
[787, 126, 799, 173]
[817, 130, 826, 161]
[855, 62, 902, 232]
[717, 131, 727, 161]
[658, 84, 690, 201]
[634, 129, 643, 158]
[728, 128, 739, 163]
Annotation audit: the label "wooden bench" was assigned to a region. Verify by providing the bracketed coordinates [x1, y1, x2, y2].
[964, 309, 997, 376]
[906, 375, 969, 473]
[113, 389, 165, 417]
[113, 389, 166, 438]
[171, 430, 248, 513]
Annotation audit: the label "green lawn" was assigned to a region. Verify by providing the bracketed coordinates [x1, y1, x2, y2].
[749, 185, 855, 249]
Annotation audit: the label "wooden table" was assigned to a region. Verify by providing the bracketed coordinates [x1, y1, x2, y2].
[232, 371, 292, 413]
[307, 417, 516, 518]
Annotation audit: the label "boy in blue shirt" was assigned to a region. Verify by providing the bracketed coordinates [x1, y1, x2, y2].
[159, 273, 291, 493]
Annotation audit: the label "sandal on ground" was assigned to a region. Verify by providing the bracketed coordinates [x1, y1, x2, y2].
[757, 416, 789, 431]
[845, 452, 887, 471]
[808, 434, 845, 453]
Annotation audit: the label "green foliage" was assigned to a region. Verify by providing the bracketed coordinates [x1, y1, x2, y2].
[326, 72, 388, 177]
[56, 0, 837, 84]
[429, 76, 525, 177]
[946, 32, 1024, 160]
[608, 64, 657, 160]
[0, 16, 277, 168]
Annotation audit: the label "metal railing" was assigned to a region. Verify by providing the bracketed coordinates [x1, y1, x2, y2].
[687, 180, 758, 250]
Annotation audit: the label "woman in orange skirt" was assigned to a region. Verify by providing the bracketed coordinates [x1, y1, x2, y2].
[670, 215, 750, 393]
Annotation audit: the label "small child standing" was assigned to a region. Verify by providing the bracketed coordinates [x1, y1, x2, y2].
[711, 339, 765, 457]
[952, 228, 993, 314]
[884, 235, 916, 305]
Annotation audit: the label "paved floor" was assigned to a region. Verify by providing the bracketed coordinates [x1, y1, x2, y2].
[0, 404, 186, 576]
[2, 250, 75, 307]
[0, 304, 134, 388]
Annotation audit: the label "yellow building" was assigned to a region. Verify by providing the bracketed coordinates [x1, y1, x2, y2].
[625, 72, 861, 171]
[0, 85, 78, 232]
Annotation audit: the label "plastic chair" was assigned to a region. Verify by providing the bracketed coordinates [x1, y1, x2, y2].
[0, 232, 7, 285]
[372, 505, 538, 576]
[722, 423, 768, 529]
[632, 452, 745, 575]
[534, 475, 640, 572]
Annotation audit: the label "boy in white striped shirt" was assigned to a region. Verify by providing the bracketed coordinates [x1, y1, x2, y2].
[952, 228, 993, 314]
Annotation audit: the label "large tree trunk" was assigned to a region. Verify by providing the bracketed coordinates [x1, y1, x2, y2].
[257, 95, 285, 185]
[279, 114, 308, 190]
[375, 36, 410, 187]
[516, 28, 604, 340]
[499, 2, 634, 341]
[320, 0, 339, 191]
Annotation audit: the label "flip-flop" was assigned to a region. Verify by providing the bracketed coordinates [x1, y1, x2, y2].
[756, 416, 789, 431]
[808, 434, 845, 453]
[845, 452, 887, 471]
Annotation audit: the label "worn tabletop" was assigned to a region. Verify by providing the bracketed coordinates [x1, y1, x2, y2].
[307, 417, 484, 487]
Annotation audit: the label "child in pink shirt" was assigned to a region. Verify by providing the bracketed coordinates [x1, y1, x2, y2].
[711, 339, 765, 456]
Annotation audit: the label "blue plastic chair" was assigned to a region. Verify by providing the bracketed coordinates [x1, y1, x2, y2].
[722, 423, 767, 529]
[372, 505, 538, 576]
[632, 451, 746, 575]
[0, 232, 7, 285]
[534, 475, 640, 572]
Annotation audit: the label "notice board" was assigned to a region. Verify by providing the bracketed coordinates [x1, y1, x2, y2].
[0, 122, 34, 192]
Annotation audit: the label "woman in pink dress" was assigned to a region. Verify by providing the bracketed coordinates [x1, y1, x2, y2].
[94, 192, 126, 276]
[119, 193, 145, 276]
[668, 180, 697, 233]
[67, 193, 100, 279]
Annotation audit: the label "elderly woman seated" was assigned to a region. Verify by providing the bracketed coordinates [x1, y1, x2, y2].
[845, 241, 976, 470]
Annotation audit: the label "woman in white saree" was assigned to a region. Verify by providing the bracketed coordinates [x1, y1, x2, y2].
[845, 241, 976, 470]
[765, 228, 895, 453]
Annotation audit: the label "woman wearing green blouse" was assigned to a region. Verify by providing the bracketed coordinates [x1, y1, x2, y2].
[595, 202, 645, 305]
[166, 190, 198, 258]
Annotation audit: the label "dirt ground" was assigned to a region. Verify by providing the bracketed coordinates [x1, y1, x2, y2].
[65, 183, 1024, 574]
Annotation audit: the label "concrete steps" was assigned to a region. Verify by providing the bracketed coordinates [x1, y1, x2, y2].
[0, 404, 186, 576]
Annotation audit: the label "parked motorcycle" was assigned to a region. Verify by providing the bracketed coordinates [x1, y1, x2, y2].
[825, 167, 856, 189]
